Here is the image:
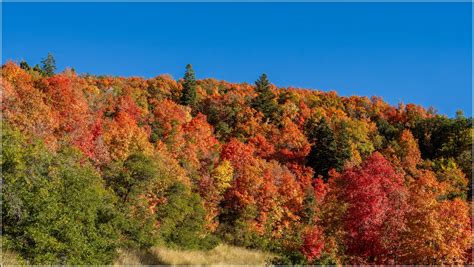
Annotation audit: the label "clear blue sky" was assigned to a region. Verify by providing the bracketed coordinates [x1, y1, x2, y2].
[3, 3, 472, 117]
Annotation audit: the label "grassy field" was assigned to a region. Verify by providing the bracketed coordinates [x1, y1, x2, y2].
[1, 240, 273, 265]
[114, 244, 274, 265]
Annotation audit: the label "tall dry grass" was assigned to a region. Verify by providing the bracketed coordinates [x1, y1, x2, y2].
[1, 237, 25, 266]
[114, 244, 273, 265]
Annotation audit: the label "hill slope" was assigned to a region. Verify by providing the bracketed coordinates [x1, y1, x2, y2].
[1, 62, 472, 265]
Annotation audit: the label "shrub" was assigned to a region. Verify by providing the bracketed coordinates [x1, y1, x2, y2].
[1, 126, 120, 264]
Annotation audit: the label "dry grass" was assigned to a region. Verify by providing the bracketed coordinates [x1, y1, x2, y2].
[1, 249, 26, 266]
[114, 244, 274, 265]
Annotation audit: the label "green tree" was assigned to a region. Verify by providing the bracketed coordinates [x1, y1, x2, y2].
[107, 153, 160, 204]
[2, 126, 120, 264]
[180, 64, 197, 107]
[32, 64, 43, 74]
[19, 60, 31, 71]
[335, 120, 352, 164]
[41, 53, 56, 77]
[157, 182, 217, 250]
[411, 114, 472, 199]
[103, 153, 168, 248]
[252, 73, 280, 121]
[306, 118, 350, 180]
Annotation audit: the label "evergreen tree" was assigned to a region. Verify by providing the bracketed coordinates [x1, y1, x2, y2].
[252, 73, 280, 121]
[19, 60, 31, 71]
[33, 64, 43, 74]
[41, 53, 56, 77]
[180, 64, 197, 107]
[306, 118, 350, 180]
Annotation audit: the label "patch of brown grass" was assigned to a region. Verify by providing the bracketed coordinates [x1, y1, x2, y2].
[1, 249, 26, 266]
[114, 244, 273, 265]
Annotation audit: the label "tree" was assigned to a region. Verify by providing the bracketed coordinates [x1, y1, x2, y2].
[1, 62, 59, 146]
[156, 182, 217, 250]
[2, 126, 120, 264]
[106, 153, 161, 204]
[42, 75, 90, 136]
[180, 64, 197, 107]
[400, 170, 471, 264]
[251, 73, 280, 121]
[272, 117, 311, 163]
[19, 60, 30, 71]
[33, 64, 43, 73]
[102, 111, 153, 161]
[301, 226, 325, 263]
[338, 152, 408, 264]
[307, 117, 349, 180]
[181, 113, 221, 180]
[41, 53, 56, 77]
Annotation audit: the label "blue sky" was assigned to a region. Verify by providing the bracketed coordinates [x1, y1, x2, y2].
[3, 3, 472, 117]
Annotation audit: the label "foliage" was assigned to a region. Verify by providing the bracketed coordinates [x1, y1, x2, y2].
[1, 61, 471, 264]
[103, 152, 171, 248]
[156, 182, 218, 250]
[339, 152, 407, 264]
[1, 126, 119, 264]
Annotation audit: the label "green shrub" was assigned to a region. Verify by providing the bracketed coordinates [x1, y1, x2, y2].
[103, 153, 166, 248]
[157, 182, 217, 250]
[1, 127, 120, 264]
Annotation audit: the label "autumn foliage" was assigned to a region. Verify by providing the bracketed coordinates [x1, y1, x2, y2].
[1, 61, 471, 264]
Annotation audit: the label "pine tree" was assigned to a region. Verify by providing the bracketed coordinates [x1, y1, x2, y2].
[19, 60, 31, 71]
[41, 52, 56, 77]
[307, 117, 338, 180]
[252, 74, 279, 121]
[32, 64, 42, 74]
[181, 64, 197, 107]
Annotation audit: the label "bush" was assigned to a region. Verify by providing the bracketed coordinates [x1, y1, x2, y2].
[103, 153, 166, 248]
[157, 182, 218, 250]
[1, 127, 120, 264]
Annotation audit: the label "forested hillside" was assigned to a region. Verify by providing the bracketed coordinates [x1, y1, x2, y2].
[1, 59, 472, 265]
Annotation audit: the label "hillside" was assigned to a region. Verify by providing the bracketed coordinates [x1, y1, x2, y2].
[1, 61, 472, 265]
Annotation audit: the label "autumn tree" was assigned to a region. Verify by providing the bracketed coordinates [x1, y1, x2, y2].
[271, 117, 311, 163]
[181, 113, 221, 180]
[1, 62, 59, 146]
[102, 111, 153, 161]
[337, 152, 408, 264]
[301, 226, 326, 263]
[400, 170, 471, 264]
[41, 75, 91, 139]
[383, 129, 422, 176]
[432, 158, 469, 199]
[180, 64, 197, 108]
